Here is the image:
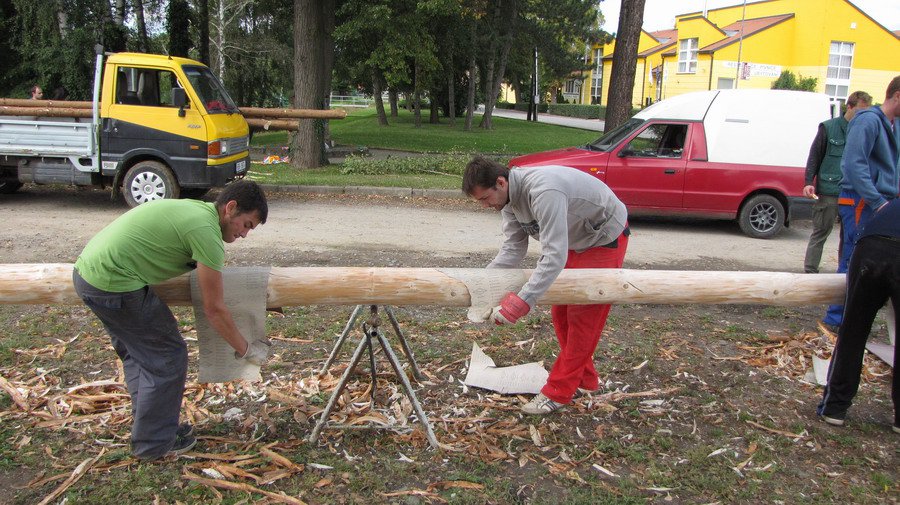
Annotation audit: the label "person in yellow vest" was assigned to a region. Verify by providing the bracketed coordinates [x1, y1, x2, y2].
[802, 91, 871, 274]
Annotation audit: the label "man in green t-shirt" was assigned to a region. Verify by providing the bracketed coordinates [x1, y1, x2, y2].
[73, 180, 269, 461]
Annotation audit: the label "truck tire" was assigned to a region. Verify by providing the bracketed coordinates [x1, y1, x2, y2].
[0, 181, 23, 194]
[123, 161, 180, 207]
[738, 194, 784, 239]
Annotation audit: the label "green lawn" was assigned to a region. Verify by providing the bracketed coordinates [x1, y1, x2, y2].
[251, 107, 600, 155]
[245, 164, 463, 189]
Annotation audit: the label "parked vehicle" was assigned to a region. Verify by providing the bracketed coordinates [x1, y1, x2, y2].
[509, 89, 833, 238]
[0, 49, 249, 206]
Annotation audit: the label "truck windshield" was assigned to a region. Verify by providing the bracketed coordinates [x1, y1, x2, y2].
[586, 118, 645, 152]
[182, 65, 238, 114]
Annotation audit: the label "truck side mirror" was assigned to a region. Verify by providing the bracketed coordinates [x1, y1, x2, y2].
[172, 88, 187, 117]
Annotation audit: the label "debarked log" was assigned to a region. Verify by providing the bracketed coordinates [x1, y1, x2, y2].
[0, 264, 845, 308]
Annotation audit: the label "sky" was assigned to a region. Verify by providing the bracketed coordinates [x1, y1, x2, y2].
[599, 0, 900, 33]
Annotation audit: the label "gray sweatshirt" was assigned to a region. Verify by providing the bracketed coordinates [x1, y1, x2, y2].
[487, 165, 628, 307]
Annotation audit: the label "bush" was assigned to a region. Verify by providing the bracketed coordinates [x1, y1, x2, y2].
[512, 102, 549, 113]
[547, 103, 605, 119]
[339, 152, 512, 176]
[771, 70, 818, 92]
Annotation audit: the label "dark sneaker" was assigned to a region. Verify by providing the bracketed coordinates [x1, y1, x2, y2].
[167, 430, 197, 457]
[176, 422, 194, 439]
[820, 412, 846, 426]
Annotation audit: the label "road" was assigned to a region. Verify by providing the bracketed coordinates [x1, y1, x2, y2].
[0, 185, 839, 273]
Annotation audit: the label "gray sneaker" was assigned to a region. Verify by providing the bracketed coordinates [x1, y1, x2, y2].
[167, 430, 197, 457]
[820, 412, 846, 426]
[521, 393, 566, 415]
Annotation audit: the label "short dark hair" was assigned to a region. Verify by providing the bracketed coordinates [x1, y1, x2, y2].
[462, 156, 510, 195]
[215, 180, 268, 223]
[846, 91, 871, 107]
[886, 76, 900, 101]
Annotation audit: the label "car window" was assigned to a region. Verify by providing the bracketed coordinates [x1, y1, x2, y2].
[115, 67, 181, 107]
[621, 124, 688, 158]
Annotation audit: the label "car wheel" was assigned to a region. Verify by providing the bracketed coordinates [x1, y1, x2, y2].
[0, 181, 23, 194]
[123, 161, 180, 207]
[738, 194, 784, 239]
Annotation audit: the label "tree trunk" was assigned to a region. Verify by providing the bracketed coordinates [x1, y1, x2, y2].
[215, 0, 226, 80]
[196, 0, 210, 66]
[429, 97, 439, 124]
[372, 70, 388, 126]
[604, 0, 646, 132]
[133, 0, 150, 52]
[56, 0, 68, 38]
[479, 0, 517, 130]
[464, 23, 476, 131]
[389, 90, 398, 116]
[447, 72, 456, 127]
[292, 0, 334, 168]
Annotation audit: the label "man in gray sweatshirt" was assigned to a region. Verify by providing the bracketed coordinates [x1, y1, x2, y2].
[463, 157, 629, 414]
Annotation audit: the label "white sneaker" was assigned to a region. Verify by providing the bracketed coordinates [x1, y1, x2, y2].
[521, 393, 566, 415]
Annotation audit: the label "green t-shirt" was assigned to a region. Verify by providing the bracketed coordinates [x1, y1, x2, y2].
[75, 199, 225, 292]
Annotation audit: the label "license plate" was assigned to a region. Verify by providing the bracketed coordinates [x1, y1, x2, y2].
[236, 160, 247, 174]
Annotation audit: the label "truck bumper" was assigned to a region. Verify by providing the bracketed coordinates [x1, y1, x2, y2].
[787, 196, 814, 222]
[180, 152, 250, 188]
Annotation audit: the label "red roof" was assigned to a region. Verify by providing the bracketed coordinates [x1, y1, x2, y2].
[701, 14, 794, 52]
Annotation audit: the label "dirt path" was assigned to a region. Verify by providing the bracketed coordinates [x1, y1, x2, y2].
[0, 185, 839, 273]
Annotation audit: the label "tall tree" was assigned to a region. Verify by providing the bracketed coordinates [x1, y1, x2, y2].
[293, 0, 335, 168]
[167, 0, 192, 57]
[132, 0, 150, 52]
[195, 0, 210, 65]
[604, 0, 645, 132]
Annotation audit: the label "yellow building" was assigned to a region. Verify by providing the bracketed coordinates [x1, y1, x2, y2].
[578, 0, 900, 107]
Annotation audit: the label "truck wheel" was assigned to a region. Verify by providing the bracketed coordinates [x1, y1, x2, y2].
[123, 161, 180, 207]
[0, 181, 23, 194]
[738, 194, 784, 239]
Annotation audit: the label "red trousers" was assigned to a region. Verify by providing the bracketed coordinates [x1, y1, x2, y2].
[541, 231, 628, 404]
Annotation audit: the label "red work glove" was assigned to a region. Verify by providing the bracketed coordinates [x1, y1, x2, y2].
[491, 292, 530, 325]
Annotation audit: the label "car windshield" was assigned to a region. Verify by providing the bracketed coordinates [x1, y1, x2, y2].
[586, 118, 645, 151]
[182, 65, 238, 114]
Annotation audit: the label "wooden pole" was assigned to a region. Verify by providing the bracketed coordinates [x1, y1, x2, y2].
[240, 107, 346, 119]
[0, 264, 845, 308]
[0, 106, 91, 118]
[0, 99, 91, 108]
[245, 118, 300, 131]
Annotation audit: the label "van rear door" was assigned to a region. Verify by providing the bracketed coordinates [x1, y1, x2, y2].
[607, 122, 689, 208]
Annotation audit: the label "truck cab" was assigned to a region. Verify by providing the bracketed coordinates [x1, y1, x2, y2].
[101, 53, 249, 206]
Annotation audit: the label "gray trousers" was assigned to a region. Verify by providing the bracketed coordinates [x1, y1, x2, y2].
[804, 195, 839, 273]
[73, 270, 187, 460]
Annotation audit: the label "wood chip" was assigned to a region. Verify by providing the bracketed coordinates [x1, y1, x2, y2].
[37, 449, 105, 505]
[183, 470, 307, 505]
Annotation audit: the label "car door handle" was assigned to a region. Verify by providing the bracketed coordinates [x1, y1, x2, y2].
[664, 169, 677, 174]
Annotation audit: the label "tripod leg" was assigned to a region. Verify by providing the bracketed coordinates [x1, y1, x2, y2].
[366, 330, 378, 404]
[384, 306, 424, 381]
[308, 332, 371, 445]
[374, 330, 439, 449]
[320, 305, 364, 374]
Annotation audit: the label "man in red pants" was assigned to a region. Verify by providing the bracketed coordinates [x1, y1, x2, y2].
[463, 157, 629, 415]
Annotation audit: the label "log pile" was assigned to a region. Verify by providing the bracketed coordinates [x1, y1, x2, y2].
[0, 264, 846, 308]
[0, 98, 345, 131]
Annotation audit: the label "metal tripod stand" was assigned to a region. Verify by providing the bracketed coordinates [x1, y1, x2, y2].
[308, 305, 439, 449]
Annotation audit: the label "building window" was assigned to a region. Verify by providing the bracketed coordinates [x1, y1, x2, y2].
[678, 38, 698, 73]
[825, 41, 853, 100]
[591, 48, 603, 104]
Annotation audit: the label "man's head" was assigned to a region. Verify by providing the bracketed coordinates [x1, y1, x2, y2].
[30, 86, 42, 100]
[462, 156, 511, 211]
[844, 91, 872, 120]
[882, 75, 900, 119]
[215, 180, 268, 243]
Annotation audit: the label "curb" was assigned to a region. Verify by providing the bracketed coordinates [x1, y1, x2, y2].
[258, 184, 467, 200]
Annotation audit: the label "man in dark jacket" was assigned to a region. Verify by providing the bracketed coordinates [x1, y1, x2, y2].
[802, 91, 871, 274]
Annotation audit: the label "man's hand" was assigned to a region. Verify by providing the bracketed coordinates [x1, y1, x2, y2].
[236, 339, 272, 366]
[491, 292, 530, 325]
[802, 185, 818, 199]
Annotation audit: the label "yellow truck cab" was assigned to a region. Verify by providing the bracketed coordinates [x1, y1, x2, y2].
[0, 50, 249, 206]
[101, 52, 249, 205]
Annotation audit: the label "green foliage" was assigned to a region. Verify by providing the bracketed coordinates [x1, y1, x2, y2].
[548, 103, 605, 119]
[771, 70, 818, 91]
[339, 152, 483, 175]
